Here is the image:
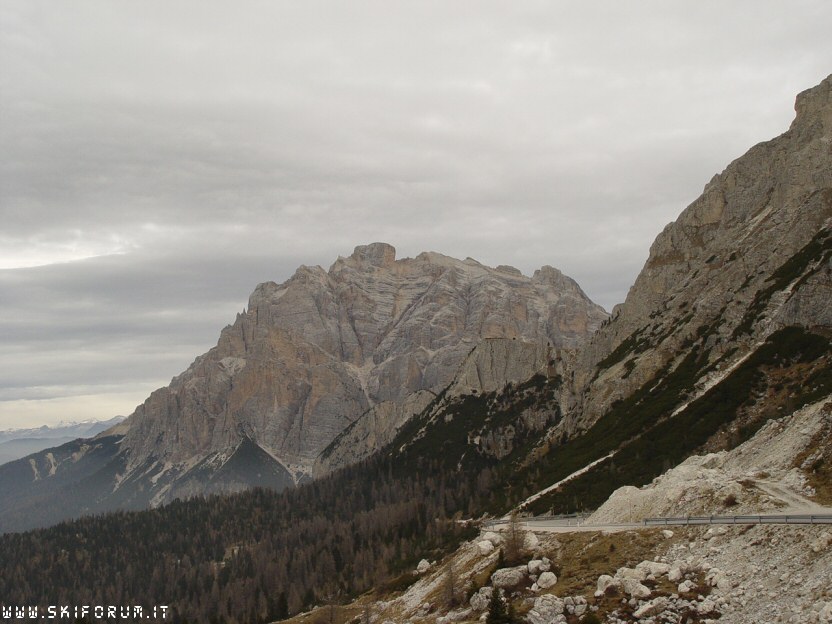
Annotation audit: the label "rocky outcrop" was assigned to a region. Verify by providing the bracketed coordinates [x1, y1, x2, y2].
[315, 337, 560, 474]
[445, 338, 555, 397]
[312, 390, 435, 476]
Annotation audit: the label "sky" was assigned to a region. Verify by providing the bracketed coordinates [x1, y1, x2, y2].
[1, 1, 830, 429]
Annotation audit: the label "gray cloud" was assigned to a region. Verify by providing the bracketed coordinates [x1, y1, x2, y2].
[1, 0, 831, 427]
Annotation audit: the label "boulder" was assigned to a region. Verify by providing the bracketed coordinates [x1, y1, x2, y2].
[526, 594, 565, 624]
[537, 571, 558, 589]
[621, 578, 651, 599]
[469, 587, 493, 612]
[678, 580, 696, 593]
[697, 599, 717, 615]
[633, 597, 669, 618]
[416, 559, 431, 574]
[563, 596, 587, 616]
[636, 560, 670, 578]
[482, 531, 503, 546]
[668, 565, 684, 583]
[713, 574, 732, 591]
[477, 540, 495, 556]
[615, 566, 648, 582]
[524, 531, 540, 550]
[491, 566, 527, 589]
[811, 531, 831, 553]
[596, 574, 620, 596]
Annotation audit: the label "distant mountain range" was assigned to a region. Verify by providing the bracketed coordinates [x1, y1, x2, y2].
[0, 416, 125, 466]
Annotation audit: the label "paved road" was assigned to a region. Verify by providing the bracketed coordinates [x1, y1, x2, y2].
[486, 512, 832, 534]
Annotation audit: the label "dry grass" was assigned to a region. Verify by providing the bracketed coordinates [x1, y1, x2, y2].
[277, 527, 706, 623]
[542, 529, 665, 598]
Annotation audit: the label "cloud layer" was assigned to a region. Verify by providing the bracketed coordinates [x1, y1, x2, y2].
[1, 1, 830, 427]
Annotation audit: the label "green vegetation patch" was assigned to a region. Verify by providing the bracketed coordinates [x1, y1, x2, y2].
[595, 327, 651, 373]
[523, 326, 831, 514]
[733, 227, 831, 338]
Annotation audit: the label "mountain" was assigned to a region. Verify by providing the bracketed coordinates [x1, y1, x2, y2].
[0, 75, 829, 624]
[0, 245, 606, 532]
[0, 416, 125, 466]
[568, 73, 832, 435]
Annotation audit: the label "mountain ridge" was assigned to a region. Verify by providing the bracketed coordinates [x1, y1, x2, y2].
[0, 244, 606, 531]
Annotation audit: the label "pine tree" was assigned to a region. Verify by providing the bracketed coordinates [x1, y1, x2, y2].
[486, 588, 508, 624]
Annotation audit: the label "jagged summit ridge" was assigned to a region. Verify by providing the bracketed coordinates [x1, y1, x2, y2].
[348, 241, 397, 266]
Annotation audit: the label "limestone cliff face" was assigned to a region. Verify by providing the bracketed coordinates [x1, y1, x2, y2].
[118, 245, 606, 498]
[568, 74, 832, 433]
[314, 337, 563, 475]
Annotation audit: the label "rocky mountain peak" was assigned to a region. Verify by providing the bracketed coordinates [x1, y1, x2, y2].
[349, 242, 397, 266]
[792, 73, 832, 130]
[24, 243, 606, 510]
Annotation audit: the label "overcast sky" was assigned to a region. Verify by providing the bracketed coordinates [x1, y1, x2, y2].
[1, 1, 830, 429]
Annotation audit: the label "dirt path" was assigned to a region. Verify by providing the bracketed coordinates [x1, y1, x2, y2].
[752, 479, 832, 513]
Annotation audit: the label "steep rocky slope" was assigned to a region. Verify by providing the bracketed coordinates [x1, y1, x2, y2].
[0, 245, 605, 531]
[565, 75, 831, 435]
[314, 337, 558, 475]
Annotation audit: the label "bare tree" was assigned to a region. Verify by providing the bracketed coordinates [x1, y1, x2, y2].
[444, 560, 460, 607]
[504, 511, 524, 565]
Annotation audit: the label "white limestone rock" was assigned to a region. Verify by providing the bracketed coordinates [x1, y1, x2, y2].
[537, 571, 558, 589]
[469, 587, 493, 612]
[811, 531, 831, 553]
[526, 594, 565, 624]
[621, 578, 651, 599]
[490, 566, 528, 589]
[636, 560, 670, 578]
[678, 580, 697, 593]
[523, 531, 540, 551]
[596, 574, 620, 596]
[615, 566, 648, 583]
[477, 540, 495, 556]
[634, 597, 669, 618]
[697, 599, 718, 615]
